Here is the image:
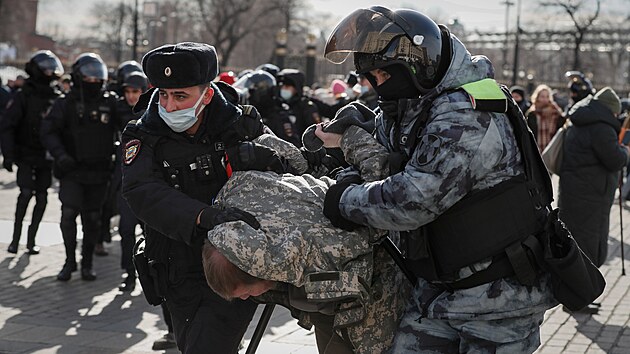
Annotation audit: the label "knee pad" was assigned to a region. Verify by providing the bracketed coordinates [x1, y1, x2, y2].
[61, 206, 80, 224]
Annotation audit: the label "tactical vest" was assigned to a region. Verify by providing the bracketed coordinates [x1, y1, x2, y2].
[64, 92, 117, 165]
[16, 84, 59, 154]
[396, 79, 553, 289]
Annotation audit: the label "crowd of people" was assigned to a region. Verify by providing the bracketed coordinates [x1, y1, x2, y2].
[1, 5, 630, 354]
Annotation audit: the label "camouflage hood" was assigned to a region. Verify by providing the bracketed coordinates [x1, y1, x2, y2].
[435, 33, 495, 94]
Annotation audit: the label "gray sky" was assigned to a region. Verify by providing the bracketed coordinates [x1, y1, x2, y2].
[37, 0, 620, 39]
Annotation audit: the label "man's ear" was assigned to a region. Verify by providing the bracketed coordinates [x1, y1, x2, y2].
[202, 87, 215, 105]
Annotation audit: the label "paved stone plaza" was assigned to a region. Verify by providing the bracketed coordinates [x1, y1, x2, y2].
[0, 170, 628, 353]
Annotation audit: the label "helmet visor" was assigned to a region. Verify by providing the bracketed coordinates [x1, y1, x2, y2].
[35, 56, 64, 78]
[79, 61, 108, 81]
[324, 8, 407, 64]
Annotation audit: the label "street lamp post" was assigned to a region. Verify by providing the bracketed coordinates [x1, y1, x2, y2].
[132, 0, 139, 60]
[501, 0, 514, 74]
[305, 33, 317, 86]
[275, 28, 288, 70]
[511, 0, 521, 86]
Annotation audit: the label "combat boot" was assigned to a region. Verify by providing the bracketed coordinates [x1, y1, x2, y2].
[26, 225, 40, 255]
[81, 268, 97, 281]
[118, 273, 136, 292]
[57, 262, 77, 281]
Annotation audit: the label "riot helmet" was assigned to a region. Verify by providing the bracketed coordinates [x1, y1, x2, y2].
[565, 71, 594, 103]
[324, 6, 451, 96]
[71, 53, 108, 84]
[255, 63, 280, 78]
[116, 60, 143, 85]
[233, 70, 277, 110]
[25, 50, 64, 83]
[122, 71, 148, 91]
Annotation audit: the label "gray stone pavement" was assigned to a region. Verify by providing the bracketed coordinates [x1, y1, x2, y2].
[0, 168, 628, 353]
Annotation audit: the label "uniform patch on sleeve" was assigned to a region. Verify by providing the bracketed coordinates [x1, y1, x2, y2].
[124, 139, 141, 165]
[416, 134, 442, 166]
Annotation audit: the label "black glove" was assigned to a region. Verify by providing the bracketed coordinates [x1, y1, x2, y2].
[232, 105, 265, 140]
[2, 158, 13, 172]
[226, 141, 285, 174]
[323, 175, 363, 231]
[300, 147, 326, 171]
[57, 154, 77, 173]
[322, 101, 376, 134]
[199, 206, 261, 231]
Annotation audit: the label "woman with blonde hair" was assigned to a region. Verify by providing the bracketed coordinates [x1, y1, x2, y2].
[526, 84, 565, 151]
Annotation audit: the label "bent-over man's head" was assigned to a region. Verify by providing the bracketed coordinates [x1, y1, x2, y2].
[202, 241, 275, 300]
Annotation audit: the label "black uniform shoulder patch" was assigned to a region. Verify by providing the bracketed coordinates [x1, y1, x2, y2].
[124, 139, 141, 165]
[416, 134, 442, 166]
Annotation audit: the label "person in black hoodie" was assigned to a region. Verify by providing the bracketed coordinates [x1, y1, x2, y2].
[121, 42, 288, 353]
[1, 50, 64, 254]
[559, 87, 628, 271]
[276, 68, 321, 136]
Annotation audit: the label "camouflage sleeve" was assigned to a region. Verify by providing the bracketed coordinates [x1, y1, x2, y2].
[253, 133, 309, 174]
[340, 125, 389, 182]
[339, 107, 522, 231]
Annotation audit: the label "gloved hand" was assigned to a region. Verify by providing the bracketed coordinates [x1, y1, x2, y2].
[300, 147, 327, 171]
[226, 141, 285, 174]
[57, 154, 77, 173]
[323, 175, 363, 231]
[199, 206, 261, 231]
[302, 102, 376, 152]
[232, 105, 265, 140]
[2, 158, 13, 172]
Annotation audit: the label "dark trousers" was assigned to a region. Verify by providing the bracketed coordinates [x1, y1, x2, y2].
[10, 162, 52, 248]
[58, 179, 109, 269]
[167, 284, 257, 354]
[118, 193, 139, 273]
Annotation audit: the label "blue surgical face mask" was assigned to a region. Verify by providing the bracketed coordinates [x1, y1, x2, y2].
[360, 85, 370, 94]
[158, 88, 207, 132]
[280, 88, 294, 101]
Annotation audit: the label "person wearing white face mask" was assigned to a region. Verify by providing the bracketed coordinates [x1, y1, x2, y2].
[121, 42, 289, 354]
[276, 68, 321, 137]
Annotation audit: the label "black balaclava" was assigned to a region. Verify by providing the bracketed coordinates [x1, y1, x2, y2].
[366, 64, 421, 101]
[81, 81, 104, 100]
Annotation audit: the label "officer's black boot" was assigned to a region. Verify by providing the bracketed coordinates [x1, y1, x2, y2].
[26, 191, 47, 255]
[80, 210, 100, 281]
[58, 206, 79, 281]
[8, 189, 31, 253]
[119, 270, 136, 292]
[57, 262, 77, 281]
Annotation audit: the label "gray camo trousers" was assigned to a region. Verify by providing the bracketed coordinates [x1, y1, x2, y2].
[389, 306, 545, 353]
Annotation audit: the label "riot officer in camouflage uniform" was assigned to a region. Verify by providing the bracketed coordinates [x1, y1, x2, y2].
[1, 50, 64, 254]
[319, 7, 557, 353]
[121, 42, 289, 353]
[41, 53, 120, 281]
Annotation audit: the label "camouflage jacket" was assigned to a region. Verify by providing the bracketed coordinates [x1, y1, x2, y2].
[338, 34, 556, 320]
[209, 127, 410, 353]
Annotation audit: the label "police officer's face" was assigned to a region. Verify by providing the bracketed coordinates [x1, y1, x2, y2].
[232, 280, 276, 300]
[158, 86, 214, 113]
[124, 87, 142, 106]
[369, 68, 391, 86]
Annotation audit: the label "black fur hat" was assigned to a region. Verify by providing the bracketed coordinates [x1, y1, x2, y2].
[142, 42, 219, 88]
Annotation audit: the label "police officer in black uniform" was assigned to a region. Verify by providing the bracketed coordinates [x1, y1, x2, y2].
[41, 53, 120, 281]
[234, 69, 301, 146]
[1, 50, 64, 254]
[115, 70, 148, 291]
[276, 68, 321, 137]
[121, 42, 287, 353]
